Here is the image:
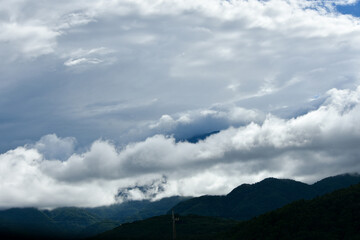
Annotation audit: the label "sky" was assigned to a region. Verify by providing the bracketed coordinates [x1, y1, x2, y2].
[1, 0, 360, 209]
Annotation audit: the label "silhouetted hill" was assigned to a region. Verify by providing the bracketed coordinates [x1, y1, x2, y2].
[170, 173, 360, 220]
[224, 183, 360, 239]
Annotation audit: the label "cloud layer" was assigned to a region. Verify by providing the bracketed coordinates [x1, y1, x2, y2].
[1, 86, 360, 208]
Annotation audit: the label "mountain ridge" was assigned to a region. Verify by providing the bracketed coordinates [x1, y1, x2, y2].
[170, 173, 360, 220]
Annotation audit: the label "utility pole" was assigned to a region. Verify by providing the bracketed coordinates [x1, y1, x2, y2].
[172, 210, 179, 240]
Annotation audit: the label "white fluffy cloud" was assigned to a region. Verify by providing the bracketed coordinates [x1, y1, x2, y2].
[1, 86, 360, 208]
[0, 147, 118, 209]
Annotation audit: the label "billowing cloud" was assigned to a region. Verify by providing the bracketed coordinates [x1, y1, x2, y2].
[43, 86, 360, 183]
[1, 86, 360, 208]
[0, 147, 118, 209]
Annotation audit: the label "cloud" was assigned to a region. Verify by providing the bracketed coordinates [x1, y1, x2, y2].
[1, 0, 359, 60]
[1, 0, 360, 152]
[32, 134, 76, 161]
[0, 147, 119, 209]
[147, 104, 265, 140]
[0, 22, 59, 57]
[1, 85, 360, 208]
[63, 47, 115, 67]
[2, 0, 360, 208]
[34, 85, 360, 183]
[64, 58, 102, 66]
[116, 175, 167, 201]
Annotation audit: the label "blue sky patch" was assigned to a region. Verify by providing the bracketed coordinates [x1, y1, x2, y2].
[336, 1, 360, 17]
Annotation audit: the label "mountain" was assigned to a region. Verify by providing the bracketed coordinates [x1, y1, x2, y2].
[88, 182, 360, 240]
[0, 207, 106, 239]
[1, 174, 359, 239]
[313, 173, 360, 195]
[0, 208, 60, 240]
[77, 220, 120, 239]
[224, 182, 360, 239]
[89, 214, 237, 240]
[170, 173, 360, 220]
[42, 207, 106, 238]
[0, 196, 188, 240]
[85, 196, 189, 223]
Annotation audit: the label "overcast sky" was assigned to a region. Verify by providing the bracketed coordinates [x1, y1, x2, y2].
[1, 0, 360, 209]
